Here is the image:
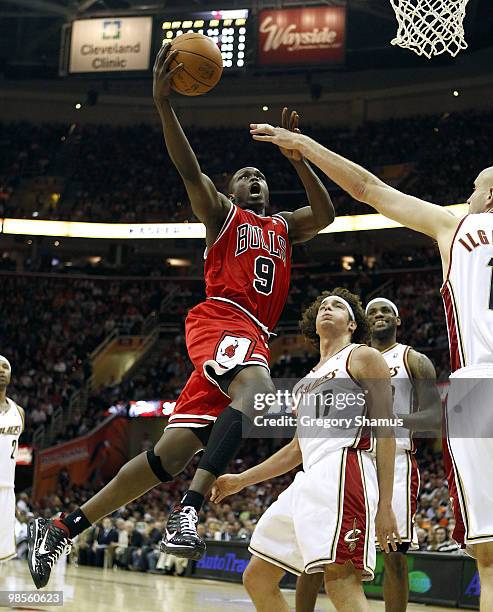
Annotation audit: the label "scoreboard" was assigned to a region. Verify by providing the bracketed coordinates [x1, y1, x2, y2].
[158, 9, 249, 69]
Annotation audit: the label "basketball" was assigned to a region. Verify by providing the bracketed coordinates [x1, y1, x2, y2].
[169, 33, 223, 97]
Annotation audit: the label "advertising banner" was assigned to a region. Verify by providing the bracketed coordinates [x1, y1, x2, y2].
[365, 551, 463, 606]
[258, 6, 345, 66]
[189, 543, 477, 608]
[33, 416, 129, 502]
[191, 541, 251, 583]
[69, 17, 152, 73]
[459, 557, 480, 609]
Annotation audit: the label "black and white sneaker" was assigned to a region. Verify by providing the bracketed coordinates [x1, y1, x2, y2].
[161, 505, 206, 560]
[27, 517, 72, 589]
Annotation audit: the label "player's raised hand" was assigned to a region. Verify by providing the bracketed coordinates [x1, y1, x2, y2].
[278, 107, 303, 162]
[152, 42, 184, 102]
[250, 123, 303, 153]
[210, 473, 245, 504]
[375, 506, 402, 553]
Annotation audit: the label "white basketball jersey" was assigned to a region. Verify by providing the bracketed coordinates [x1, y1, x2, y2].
[296, 344, 370, 470]
[381, 343, 414, 452]
[0, 399, 23, 488]
[442, 213, 493, 372]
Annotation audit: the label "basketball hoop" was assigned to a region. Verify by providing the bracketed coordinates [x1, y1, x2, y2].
[390, 0, 470, 59]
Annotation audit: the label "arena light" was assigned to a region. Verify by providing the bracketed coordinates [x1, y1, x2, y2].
[1, 204, 468, 239]
[1, 219, 207, 239]
[321, 203, 468, 234]
[166, 257, 192, 266]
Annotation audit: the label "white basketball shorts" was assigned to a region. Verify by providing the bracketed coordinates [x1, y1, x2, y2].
[0, 487, 16, 562]
[248, 448, 378, 580]
[445, 364, 493, 547]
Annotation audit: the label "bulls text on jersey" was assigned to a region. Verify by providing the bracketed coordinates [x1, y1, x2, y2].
[235, 223, 288, 264]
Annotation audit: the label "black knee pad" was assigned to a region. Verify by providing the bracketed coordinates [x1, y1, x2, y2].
[146, 449, 173, 482]
[198, 406, 250, 478]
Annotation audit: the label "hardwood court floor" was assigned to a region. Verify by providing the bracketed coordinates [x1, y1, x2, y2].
[1, 559, 451, 611]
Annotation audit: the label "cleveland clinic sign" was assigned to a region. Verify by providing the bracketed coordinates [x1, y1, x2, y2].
[69, 17, 152, 73]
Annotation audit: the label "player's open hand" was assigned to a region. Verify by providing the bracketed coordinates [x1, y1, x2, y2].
[152, 43, 184, 103]
[250, 123, 303, 155]
[278, 107, 303, 162]
[210, 474, 245, 504]
[375, 506, 401, 553]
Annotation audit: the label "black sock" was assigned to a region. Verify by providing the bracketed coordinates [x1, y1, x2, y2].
[61, 508, 92, 538]
[181, 490, 205, 512]
[197, 406, 252, 478]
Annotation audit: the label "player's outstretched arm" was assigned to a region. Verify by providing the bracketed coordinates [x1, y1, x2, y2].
[350, 346, 400, 552]
[399, 350, 442, 432]
[153, 44, 229, 230]
[250, 125, 458, 242]
[210, 436, 302, 504]
[274, 108, 334, 244]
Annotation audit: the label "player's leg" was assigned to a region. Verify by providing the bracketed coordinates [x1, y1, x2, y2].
[245, 475, 304, 610]
[382, 550, 408, 612]
[72, 427, 203, 525]
[165, 365, 275, 558]
[323, 562, 370, 612]
[164, 306, 275, 557]
[295, 572, 323, 612]
[27, 426, 204, 589]
[184, 365, 274, 502]
[381, 450, 416, 611]
[243, 556, 289, 612]
[473, 542, 493, 611]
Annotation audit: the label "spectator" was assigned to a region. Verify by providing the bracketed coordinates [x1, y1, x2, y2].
[91, 517, 118, 567]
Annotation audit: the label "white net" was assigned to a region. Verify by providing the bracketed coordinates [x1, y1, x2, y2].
[390, 0, 470, 59]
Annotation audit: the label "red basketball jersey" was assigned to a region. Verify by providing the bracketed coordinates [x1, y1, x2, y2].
[204, 205, 292, 333]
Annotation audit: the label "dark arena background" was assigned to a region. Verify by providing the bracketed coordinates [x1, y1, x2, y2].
[1, 0, 492, 610]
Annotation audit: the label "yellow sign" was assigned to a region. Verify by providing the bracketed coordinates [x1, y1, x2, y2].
[1, 204, 467, 240]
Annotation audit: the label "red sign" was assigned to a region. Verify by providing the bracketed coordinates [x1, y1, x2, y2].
[33, 416, 129, 502]
[258, 6, 346, 66]
[16, 445, 33, 465]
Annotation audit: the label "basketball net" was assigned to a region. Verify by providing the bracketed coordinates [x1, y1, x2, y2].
[390, 0, 470, 59]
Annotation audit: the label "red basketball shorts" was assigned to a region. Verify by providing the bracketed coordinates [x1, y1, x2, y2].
[167, 300, 270, 430]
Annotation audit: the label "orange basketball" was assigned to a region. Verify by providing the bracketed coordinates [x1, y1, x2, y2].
[169, 33, 223, 97]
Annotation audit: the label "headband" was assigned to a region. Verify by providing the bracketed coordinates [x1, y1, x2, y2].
[365, 298, 399, 317]
[0, 356, 11, 370]
[321, 295, 355, 321]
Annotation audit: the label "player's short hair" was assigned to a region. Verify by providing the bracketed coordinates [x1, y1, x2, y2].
[227, 167, 266, 194]
[300, 287, 370, 348]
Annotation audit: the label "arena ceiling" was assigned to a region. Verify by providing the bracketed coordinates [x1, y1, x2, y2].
[0, 0, 484, 22]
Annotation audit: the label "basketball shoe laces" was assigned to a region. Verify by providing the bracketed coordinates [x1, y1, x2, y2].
[44, 531, 72, 570]
[179, 506, 199, 537]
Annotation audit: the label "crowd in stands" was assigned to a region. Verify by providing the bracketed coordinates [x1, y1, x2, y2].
[1, 109, 490, 223]
[0, 274, 181, 443]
